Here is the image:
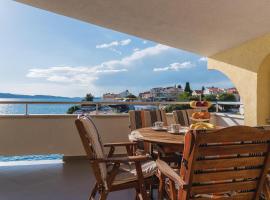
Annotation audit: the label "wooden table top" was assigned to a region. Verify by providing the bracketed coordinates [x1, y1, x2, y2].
[129, 127, 185, 145]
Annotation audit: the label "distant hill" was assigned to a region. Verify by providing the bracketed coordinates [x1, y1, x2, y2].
[0, 93, 82, 101]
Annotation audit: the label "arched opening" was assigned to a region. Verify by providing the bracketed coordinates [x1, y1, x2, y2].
[208, 58, 257, 125]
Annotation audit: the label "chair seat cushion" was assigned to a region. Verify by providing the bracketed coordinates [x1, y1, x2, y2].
[112, 160, 156, 185]
[193, 192, 237, 199]
[164, 174, 238, 199]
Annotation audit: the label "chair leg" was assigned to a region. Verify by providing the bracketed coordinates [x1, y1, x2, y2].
[169, 180, 177, 200]
[89, 183, 98, 200]
[148, 184, 154, 200]
[135, 163, 149, 200]
[158, 173, 165, 200]
[135, 187, 140, 200]
[99, 191, 108, 200]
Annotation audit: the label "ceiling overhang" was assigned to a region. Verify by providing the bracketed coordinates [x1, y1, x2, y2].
[16, 0, 270, 56]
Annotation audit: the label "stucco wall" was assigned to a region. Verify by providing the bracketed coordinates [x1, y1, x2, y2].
[0, 113, 244, 157]
[209, 33, 270, 126]
[0, 115, 130, 156]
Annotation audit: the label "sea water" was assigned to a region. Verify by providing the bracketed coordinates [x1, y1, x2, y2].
[0, 97, 97, 114]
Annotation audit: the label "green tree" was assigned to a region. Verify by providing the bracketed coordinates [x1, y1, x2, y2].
[67, 105, 81, 114]
[218, 93, 236, 102]
[178, 92, 190, 102]
[189, 95, 200, 101]
[67, 92, 94, 114]
[201, 86, 205, 99]
[164, 104, 190, 113]
[126, 94, 137, 99]
[82, 93, 94, 101]
[184, 82, 192, 95]
[202, 86, 205, 92]
[203, 94, 217, 101]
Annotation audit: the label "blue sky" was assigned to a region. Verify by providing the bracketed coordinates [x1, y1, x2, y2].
[0, 1, 233, 97]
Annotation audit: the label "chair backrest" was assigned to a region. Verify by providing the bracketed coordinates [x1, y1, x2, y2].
[129, 109, 167, 131]
[179, 126, 270, 200]
[173, 109, 202, 126]
[144, 110, 168, 127]
[75, 115, 108, 187]
[173, 110, 189, 126]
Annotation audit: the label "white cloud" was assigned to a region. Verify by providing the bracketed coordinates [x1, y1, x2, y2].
[96, 41, 118, 49]
[96, 39, 131, 49]
[199, 57, 207, 62]
[99, 44, 171, 69]
[143, 40, 148, 44]
[120, 39, 131, 46]
[110, 48, 122, 55]
[133, 48, 140, 52]
[27, 67, 100, 84]
[153, 61, 193, 72]
[27, 44, 171, 85]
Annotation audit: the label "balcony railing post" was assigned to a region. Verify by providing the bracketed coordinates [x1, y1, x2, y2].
[25, 103, 28, 115]
[216, 102, 219, 113]
[95, 103, 99, 115]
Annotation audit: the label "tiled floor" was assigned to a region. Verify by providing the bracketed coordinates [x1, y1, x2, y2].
[0, 160, 136, 200]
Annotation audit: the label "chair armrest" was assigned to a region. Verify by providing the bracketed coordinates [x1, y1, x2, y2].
[93, 155, 151, 163]
[156, 159, 188, 190]
[103, 142, 137, 147]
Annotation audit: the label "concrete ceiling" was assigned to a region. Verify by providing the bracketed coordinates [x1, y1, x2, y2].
[16, 0, 270, 56]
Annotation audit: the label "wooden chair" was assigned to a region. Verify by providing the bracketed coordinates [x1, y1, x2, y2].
[173, 109, 197, 126]
[157, 126, 270, 200]
[129, 109, 168, 154]
[262, 175, 270, 200]
[75, 115, 157, 200]
[129, 109, 167, 131]
[255, 126, 270, 200]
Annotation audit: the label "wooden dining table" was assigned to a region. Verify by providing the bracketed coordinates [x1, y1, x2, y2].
[129, 127, 186, 154]
[129, 126, 224, 155]
[129, 127, 185, 144]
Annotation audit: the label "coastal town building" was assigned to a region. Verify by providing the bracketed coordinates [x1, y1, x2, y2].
[140, 85, 183, 101]
[138, 91, 152, 100]
[203, 87, 224, 95]
[225, 87, 240, 101]
[118, 90, 132, 98]
[102, 93, 120, 101]
[192, 90, 203, 96]
[103, 90, 133, 101]
[225, 87, 239, 94]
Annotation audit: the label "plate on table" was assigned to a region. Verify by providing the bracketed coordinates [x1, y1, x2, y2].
[151, 127, 167, 131]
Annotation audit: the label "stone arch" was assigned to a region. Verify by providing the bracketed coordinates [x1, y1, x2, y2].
[208, 58, 257, 125]
[207, 68, 243, 102]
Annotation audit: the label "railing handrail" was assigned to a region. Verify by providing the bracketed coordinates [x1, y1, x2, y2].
[0, 101, 189, 105]
[0, 100, 243, 115]
[0, 101, 243, 105]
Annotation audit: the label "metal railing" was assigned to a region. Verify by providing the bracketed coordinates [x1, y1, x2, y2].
[0, 101, 243, 115]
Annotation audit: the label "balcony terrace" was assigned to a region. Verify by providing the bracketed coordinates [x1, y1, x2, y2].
[0, 160, 136, 200]
[0, 101, 245, 199]
[3, 1, 270, 199]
